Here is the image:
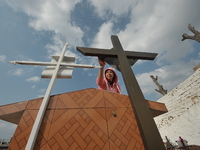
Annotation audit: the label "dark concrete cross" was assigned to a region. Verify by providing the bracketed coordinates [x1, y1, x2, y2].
[77, 35, 165, 150]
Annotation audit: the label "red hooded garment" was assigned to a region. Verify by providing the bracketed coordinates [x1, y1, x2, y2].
[96, 68, 121, 93]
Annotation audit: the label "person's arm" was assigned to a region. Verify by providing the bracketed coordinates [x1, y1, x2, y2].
[96, 58, 107, 90]
[97, 58, 106, 79]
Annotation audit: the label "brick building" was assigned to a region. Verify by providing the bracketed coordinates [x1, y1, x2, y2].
[0, 88, 167, 149]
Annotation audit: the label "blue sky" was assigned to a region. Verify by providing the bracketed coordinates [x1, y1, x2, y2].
[0, 0, 200, 141]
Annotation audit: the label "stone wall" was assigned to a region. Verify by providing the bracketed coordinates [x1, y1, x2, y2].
[154, 67, 200, 145]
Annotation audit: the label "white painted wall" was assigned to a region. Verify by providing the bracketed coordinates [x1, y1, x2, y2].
[154, 67, 200, 146]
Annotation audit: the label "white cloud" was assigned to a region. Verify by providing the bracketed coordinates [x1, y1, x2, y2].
[37, 94, 44, 98]
[0, 55, 6, 62]
[8, 69, 23, 76]
[40, 88, 46, 93]
[6, 0, 84, 56]
[91, 22, 114, 48]
[88, 0, 136, 19]
[90, 0, 200, 60]
[0, 121, 17, 140]
[136, 61, 194, 100]
[88, 73, 92, 77]
[4, 0, 200, 100]
[7, 124, 17, 130]
[26, 76, 40, 82]
[88, 0, 200, 99]
[0, 123, 6, 128]
[45, 35, 79, 58]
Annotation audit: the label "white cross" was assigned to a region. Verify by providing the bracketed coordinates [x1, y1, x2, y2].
[9, 43, 100, 150]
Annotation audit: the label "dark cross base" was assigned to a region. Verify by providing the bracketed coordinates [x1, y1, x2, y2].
[77, 35, 165, 150]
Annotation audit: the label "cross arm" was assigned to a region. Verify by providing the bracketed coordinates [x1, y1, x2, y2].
[76, 47, 116, 58]
[76, 47, 158, 60]
[124, 50, 157, 60]
[9, 60, 101, 68]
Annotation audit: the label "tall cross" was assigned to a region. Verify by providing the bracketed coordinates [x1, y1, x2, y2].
[77, 35, 165, 150]
[10, 43, 100, 150]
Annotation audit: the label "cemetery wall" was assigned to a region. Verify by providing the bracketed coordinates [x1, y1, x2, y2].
[154, 66, 200, 145]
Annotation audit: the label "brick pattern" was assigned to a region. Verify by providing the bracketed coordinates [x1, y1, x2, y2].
[0, 101, 28, 124]
[7, 88, 166, 149]
[0, 101, 27, 116]
[107, 107, 144, 150]
[39, 109, 110, 150]
[8, 110, 37, 150]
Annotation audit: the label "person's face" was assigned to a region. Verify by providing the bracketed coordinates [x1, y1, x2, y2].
[105, 70, 114, 81]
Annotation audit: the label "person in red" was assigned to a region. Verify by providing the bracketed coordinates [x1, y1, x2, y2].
[96, 58, 121, 93]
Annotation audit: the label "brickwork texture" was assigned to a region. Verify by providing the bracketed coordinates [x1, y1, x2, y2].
[154, 67, 200, 145]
